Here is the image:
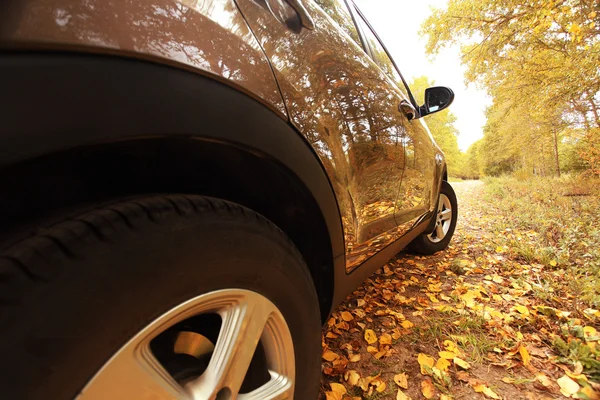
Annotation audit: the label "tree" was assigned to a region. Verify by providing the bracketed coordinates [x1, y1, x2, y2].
[410, 76, 463, 177]
[421, 0, 600, 175]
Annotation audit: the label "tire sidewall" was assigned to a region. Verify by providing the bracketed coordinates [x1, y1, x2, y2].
[0, 198, 321, 399]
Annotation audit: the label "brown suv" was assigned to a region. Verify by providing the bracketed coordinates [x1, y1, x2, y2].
[0, 0, 457, 398]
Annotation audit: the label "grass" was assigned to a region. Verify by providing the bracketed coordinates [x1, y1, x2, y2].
[403, 311, 501, 363]
[483, 174, 600, 308]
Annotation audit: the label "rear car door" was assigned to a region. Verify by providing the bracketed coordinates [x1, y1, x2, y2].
[235, 0, 411, 271]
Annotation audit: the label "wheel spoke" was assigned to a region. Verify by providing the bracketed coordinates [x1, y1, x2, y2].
[435, 222, 444, 239]
[186, 294, 274, 398]
[239, 372, 294, 400]
[77, 342, 187, 400]
[440, 209, 452, 222]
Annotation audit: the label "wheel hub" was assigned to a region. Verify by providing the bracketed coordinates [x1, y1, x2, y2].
[77, 289, 295, 400]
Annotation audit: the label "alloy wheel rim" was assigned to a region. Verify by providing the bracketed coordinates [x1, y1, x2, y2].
[77, 289, 295, 400]
[427, 193, 452, 243]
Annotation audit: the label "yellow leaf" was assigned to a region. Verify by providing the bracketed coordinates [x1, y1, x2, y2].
[519, 345, 531, 367]
[329, 382, 347, 394]
[579, 385, 600, 400]
[549, 259, 557, 267]
[514, 305, 530, 316]
[436, 357, 451, 372]
[492, 275, 504, 283]
[473, 383, 501, 399]
[345, 370, 360, 386]
[557, 375, 580, 397]
[584, 326, 598, 340]
[535, 373, 552, 388]
[372, 377, 386, 393]
[453, 357, 471, 370]
[325, 391, 342, 400]
[364, 329, 378, 344]
[367, 345, 378, 354]
[401, 320, 414, 329]
[349, 353, 361, 362]
[495, 246, 504, 253]
[421, 378, 436, 399]
[396, 389, 411, 400]
[340, 311, 354, 321]
[444, 340, 459, 353]
[417, 353, 435, 375]
[322, 350, 340, 361]
[438, 351, 456, 360]
[394, 373, 408, 389]
[380, 333, 392, 345]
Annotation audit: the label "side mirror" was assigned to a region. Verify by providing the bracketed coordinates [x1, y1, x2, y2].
[420, 86, 454, 117]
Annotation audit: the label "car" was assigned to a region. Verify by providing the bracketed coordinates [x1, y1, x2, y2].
[0, 0, 457, 398]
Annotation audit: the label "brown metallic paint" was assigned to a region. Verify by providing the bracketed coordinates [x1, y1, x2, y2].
[235, 0, 443, 271]
[0, 0, 447, 312]
[0, 0, 287, 116]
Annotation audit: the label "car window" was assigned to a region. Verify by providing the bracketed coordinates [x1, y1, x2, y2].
[353, 12, 410, 99]
[313, 0, 362, 45]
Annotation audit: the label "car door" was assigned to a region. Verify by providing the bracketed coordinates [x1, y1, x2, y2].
[234, 0, 412, 271]
[351, 4, 438, 226]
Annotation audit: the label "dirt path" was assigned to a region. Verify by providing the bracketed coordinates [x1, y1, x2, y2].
[320, 180, 587, 400]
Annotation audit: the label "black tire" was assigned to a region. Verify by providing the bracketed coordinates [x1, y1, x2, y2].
[408, 181, 458, 255]
[0, 195, 321, 399]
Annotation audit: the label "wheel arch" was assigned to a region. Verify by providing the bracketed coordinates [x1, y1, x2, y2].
[0, 53, 344, 320]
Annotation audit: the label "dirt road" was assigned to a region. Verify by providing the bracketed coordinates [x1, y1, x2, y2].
[320, 180, 577, 400]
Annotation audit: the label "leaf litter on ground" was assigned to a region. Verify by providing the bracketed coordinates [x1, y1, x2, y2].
[321, 179, 600, 400]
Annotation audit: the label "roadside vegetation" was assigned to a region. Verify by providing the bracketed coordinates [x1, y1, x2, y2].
[321, 179, 600, 399]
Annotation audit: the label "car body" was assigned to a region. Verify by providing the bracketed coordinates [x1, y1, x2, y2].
[0, 0, 456, 398]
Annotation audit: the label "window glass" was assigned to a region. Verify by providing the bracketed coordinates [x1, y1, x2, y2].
[354, 14, 410, 98]
[313, 0, 361, 45]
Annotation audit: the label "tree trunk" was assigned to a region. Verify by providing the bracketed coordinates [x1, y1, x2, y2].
[552, 127, 561, 177]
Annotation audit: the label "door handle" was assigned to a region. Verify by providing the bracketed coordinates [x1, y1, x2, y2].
[284, 0, 314, 29]
[265, 0, 315, 30]
[399, 100, 416, 120]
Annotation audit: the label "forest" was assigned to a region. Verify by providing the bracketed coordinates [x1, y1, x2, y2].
[415, 0, 599, 180]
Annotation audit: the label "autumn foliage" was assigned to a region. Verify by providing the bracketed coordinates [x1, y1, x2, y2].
[321, 180, 600, 399]
[421, 0, 600, 178]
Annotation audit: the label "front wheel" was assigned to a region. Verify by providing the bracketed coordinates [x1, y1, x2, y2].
[408, 181, 458, 255]
[0, 195, 321, 399]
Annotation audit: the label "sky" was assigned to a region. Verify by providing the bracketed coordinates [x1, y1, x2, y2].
[355, 0, 491, 151]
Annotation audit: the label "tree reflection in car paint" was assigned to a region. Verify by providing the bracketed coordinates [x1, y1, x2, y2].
[235, 0, 439, 271]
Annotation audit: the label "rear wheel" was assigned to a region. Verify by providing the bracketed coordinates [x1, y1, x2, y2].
[408, 181, 457, 255]
[0, 195, 321, 399]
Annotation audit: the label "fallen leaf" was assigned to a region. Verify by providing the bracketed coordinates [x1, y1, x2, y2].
[322, 350, 340, 361]
[372, 377, 386, 392]
[519, 345, 531, 367]
[324, 391, 342, 400]
[394, 372, 408, 389]
[379, 333, 392, 345]
[364, 329, 377, 344]
[514, 305, 530, 316]
[329, 382, 346, 394]
[473, 383, 501, 399]
[557, 375, 580, 397]
[349, 354, 361, 362]
[438, 351, 456, 360]
[345, 370, 360, 386]
[421, 378, 436, 399]
[436, 357, 451, 372]
[396, 389, 411, 400]
[401, 320, 414, 329]
[340, 311, 354, 322]
[453, 357, 471, 370]
[418, 353, 435, 375]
